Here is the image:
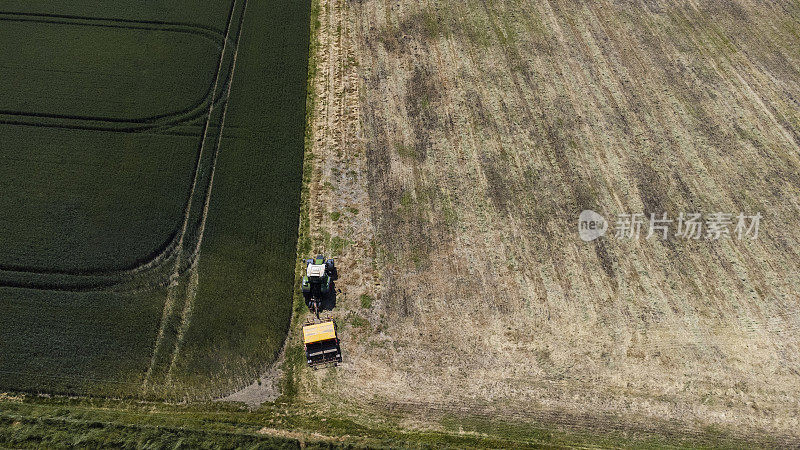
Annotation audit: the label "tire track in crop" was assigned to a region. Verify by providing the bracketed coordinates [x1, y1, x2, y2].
[142, 0, 246, 392]
[0, 8, 240, 290]
[165, 0, 248, 384]
[0, 12, 228, 130]
[0, 11, 225, 37]
[0, 12, 233, 290]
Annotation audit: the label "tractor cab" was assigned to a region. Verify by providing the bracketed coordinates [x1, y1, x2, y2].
[301, 255, 338, 311]
[302, 263, 330, 297]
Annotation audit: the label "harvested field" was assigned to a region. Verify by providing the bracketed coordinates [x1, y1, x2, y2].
[296, 0, 800, 443]
[0, 0, 309, 399]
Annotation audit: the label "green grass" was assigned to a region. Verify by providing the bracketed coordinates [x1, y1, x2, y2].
[329, 236, 351, 255]
[359, 294, 373, 309]
[0, 287, 167, 397]
[346, 312, 370, 329]
[0, 127, 198, 272]
[0, 395, 767, 449]
[395, 141, 421, 159]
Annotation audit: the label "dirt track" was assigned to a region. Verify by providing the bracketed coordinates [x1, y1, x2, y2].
[303, 0, 800, 442]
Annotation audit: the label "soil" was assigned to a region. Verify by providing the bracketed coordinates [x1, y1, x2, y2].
[247, 0, 800, 443]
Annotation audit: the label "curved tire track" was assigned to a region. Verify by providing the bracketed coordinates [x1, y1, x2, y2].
[0, 3, 240, 291]
[142, 0, 246, 391]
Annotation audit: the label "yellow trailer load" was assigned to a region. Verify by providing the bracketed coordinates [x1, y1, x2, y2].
[302, 319, 342, 367]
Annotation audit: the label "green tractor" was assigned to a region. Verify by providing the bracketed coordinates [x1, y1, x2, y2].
[301, 255, 338, 318]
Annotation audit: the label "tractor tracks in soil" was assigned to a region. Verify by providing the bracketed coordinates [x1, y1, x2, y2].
[308, 0, 373, 298]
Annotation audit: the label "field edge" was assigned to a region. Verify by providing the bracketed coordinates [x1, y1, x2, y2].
[2, 394, 777, 449]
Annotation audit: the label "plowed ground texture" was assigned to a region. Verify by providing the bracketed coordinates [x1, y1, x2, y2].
[294, 0, 800, 444]
[0, 0, 308, 399]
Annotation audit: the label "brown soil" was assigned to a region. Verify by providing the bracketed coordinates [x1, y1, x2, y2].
[298, 0, 800, 444]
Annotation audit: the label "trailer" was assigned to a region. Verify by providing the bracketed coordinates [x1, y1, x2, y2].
[302, 319, 342, 367]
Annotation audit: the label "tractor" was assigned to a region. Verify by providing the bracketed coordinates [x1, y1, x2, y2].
[301, 254, 338, 318]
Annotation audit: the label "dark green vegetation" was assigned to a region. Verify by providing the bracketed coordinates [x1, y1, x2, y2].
[0, 288, 167, 394]
[165, 0, 310, 397]
[0, 0, 308, 399]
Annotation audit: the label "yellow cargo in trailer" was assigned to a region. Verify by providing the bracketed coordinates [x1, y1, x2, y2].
[302, 319, 342, 367]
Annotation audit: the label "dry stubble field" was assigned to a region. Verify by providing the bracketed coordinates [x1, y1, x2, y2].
[299, 0, 800, 443]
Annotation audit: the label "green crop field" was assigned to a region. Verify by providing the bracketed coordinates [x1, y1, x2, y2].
[0, 0, 309, 399]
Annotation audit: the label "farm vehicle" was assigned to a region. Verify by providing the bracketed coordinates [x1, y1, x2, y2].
[301, 254, 342, 367]
[301, 254, 338, 318]
[302, 318, 343, 367]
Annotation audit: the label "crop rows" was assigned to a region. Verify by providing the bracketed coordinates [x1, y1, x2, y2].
[0, 0, 309, 399]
